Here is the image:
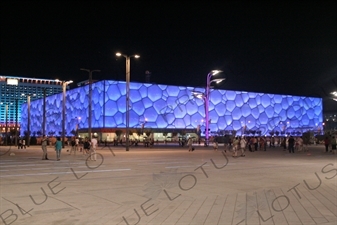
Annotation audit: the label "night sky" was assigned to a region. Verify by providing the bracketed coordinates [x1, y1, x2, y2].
[1, 1, 336, 112]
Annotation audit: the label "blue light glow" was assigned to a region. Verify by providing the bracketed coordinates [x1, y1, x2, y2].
[20, 80, 323, 136]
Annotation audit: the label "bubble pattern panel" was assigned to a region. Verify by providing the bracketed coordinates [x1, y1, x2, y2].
[20, 80, 323, 136]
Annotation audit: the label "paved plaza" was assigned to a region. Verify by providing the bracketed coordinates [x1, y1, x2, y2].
[0, 144, 336, 225]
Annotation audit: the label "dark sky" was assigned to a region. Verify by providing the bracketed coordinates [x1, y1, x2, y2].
[1, 1, 336, 111]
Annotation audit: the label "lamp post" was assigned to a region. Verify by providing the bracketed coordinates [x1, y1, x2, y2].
[21, 93, 35, 147]
[27, 95, 31, 147]
[5, 104, 8, 145]
[80, 69, 100, 140]
[193, 70, 225, 146]
[116, 52, 140, 151]
[56, 79, 73, 148]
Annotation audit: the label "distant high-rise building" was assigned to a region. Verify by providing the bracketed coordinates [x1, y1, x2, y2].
[0, 75, 63, 129]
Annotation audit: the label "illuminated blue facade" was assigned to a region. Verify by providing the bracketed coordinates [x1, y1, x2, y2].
[20, 80, 323, 136]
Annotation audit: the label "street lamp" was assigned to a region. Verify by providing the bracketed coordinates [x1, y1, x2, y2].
[116, 52, 140, 151]
[5, 104, 8, 145]
[331, 91, 337, 101]
[80, 68, 100, 140]
[21, 93, 36, 147]
[56, 79, 73, 148]
[192, 70, 225, 146]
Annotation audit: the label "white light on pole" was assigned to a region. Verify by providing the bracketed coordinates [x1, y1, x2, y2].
[116, 52, 140, 151]
[56, 79, 73, 148]
[193, 70, 225, 146]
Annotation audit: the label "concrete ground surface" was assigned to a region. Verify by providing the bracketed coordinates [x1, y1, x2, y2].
[0, 144, 336, 225]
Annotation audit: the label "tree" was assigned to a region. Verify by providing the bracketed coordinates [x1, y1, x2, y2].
[136, 129, 143, 139]
[302, 132, 311, 145]
[145, 129, 152, 137]
[115, 130, 123, 140]
[70, 129, 77, 136]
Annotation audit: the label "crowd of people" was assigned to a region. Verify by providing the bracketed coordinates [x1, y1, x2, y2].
[40, 135, 98, 161]
[204, 134, 337, 157]
[12, 132, 336, 160]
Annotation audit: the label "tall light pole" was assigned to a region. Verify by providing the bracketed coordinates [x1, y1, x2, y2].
[116, 52, 140, 151]
[56, 79, 73, 148]
[193, 70, 225, 146]
[14, 98, 18, 146]
[27, 94, 31, 147]
[80, 68, 100, 140]
[21, 93, 35, 147]
[5, 104, 8, 145]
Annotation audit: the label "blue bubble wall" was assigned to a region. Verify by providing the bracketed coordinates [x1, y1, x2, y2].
[20, 80, 323, 136]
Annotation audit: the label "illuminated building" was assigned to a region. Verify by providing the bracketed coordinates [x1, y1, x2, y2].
[0, 75, 62, 133]
[20, 80, 323, 139]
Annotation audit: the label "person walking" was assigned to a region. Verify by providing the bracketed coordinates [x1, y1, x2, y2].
[288, 136, 295, 153]
[18, 138, 22, 149]
[232, 137, 239, 157]
[22, 139, 26, 149]
[213, 136, 218, 151]
[69, 137, 76, 155]
[187, 137, 194, 152]
[331, 136, 336, 154]
[282, 138, 287, 151]
[223, 135, 229, 153]
[297, 137, 304, 152]
[253, 137, 258, 151]
[259, 137, 265, 151]
[90, 136, 98, 161]
[324, 136, 330, 153]
[239, 137, 246, 157]
[55, 137, 62, 161]
[75, 136, 79, 152]
[41, 135, 49, 160]
[83, 137, 91, 155]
